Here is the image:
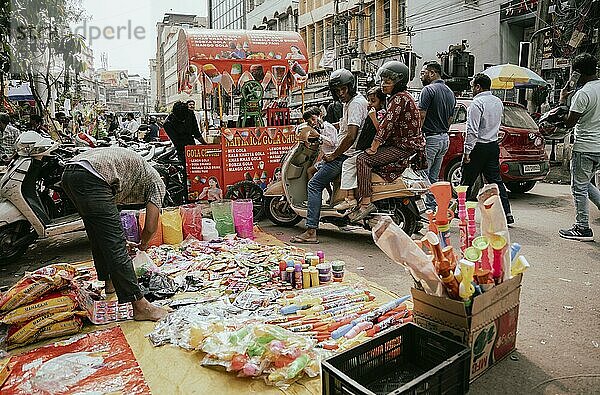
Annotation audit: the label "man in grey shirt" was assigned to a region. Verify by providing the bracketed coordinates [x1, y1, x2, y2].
[461, 73, 513, 224]
[419, 61, 456, 209]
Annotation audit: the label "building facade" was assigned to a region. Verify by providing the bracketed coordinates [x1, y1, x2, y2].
[208, 0, 246, 29]
[156, 14, 207, 109]
[247, 0, 298, 31]
[298, 0, 409, 103]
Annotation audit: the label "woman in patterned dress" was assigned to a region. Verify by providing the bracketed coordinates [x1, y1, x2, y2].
[350, 61, 427, 222]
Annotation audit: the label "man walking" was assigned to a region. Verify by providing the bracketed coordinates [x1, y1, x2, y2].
[558, 53, 600, 241]
[419, 61, 456, 209]
[290, 69, 367, 244]
[461, 73, 514, 224]
[62, 146, 170, 321]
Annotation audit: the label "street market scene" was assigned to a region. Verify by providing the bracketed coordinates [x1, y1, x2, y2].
[0, 0, 599, 394]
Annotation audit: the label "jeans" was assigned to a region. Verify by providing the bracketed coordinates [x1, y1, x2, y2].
[306, 155, 346, 229]
[571, 151, 600, 228]
[461, 141, 512, 215]
[61, 165, 143, 303]
[425, 134, 450, 209]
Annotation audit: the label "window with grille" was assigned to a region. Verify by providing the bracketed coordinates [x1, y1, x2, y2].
[398, 0, 406, 31]
[384, 0, 391, 35]
[369, 5, 375, 38]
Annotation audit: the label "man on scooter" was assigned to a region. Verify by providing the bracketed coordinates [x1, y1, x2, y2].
[61, 147, 170, 321]
[291, 69, 368, 244]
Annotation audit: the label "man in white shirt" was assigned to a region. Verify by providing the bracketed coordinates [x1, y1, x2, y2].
[461, 73, 513, 224]
[558, 53, 600, 241]
[125, 113, 140, 135]
[291, 69, 365, 244]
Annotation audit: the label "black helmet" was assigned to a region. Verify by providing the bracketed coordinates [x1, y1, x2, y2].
[376, 61, 409, 94]
[329, 68, 356, 101]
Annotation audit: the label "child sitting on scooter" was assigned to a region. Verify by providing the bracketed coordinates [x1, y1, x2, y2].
[303, 107, 338, 202]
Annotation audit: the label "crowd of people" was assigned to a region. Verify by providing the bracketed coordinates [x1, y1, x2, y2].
[291, 59, 527, 244]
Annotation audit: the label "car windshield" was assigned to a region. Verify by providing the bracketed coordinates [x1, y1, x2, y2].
[502, 105, 538, 130]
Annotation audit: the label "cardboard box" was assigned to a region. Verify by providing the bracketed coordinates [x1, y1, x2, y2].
[76, 287, 133, 325]
[411, 274, 522, 381]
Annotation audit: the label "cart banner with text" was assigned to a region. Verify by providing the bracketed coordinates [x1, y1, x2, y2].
[185, 144, 224, 202]
[177, 29, 308, 95]
[185, 126, 296, 201]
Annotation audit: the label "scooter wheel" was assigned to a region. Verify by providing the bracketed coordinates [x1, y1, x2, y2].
[0, 221, 32, 264]
[266, 197, 302, 227]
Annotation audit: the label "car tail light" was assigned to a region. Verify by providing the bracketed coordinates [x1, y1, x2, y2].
[500, 163, 509, 174]
[498, 130, 505, 142]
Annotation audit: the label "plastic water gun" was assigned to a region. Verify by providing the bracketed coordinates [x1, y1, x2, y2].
[426, 209, 438, 234]
[458, 259, 476, 305]
[455, 185, 469, 251]
[367, 311, 413, 337]
[472, 236, 491, 271]
[489, 234, 507, 282]
[429, 182, 454, 247]
[466, 201, 478, 247]
[344, 322, 373, 339]
[331, 295, 410, 339]
[511, 255, 530, 276]
[424, 231, 460, 299]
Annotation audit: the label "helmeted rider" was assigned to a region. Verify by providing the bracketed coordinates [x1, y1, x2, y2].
[290, 68, 369, 244]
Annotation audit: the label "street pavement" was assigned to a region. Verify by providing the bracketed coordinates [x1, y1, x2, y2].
[1, 182, 599, 394]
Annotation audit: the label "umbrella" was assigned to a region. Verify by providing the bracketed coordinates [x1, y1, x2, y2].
[482, 64, 547, 89]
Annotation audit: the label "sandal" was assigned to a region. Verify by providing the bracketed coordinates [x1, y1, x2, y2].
[290, 235, 320, 244]
[349, 203, 377, 223]
[333, 198, 357, 211]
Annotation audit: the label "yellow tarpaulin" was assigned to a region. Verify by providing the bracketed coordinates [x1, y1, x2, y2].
[10, 229, 400, 394]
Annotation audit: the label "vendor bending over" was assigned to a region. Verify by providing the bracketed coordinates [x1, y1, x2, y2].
[62, 146, 170, 321]
[350, 61, 427, 222]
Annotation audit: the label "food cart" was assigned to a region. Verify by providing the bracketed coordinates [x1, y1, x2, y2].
[177, 29, 309, 218]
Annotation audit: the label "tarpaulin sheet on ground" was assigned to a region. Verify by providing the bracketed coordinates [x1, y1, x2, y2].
[3, 230, 399, 394]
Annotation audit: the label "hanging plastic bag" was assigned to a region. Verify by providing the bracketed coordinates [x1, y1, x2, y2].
[232, 199, 254, 239]
[162, 208, 184, 245]
[120, 210, 140, 243]
[180, 204, 203, 240]
[372, 216, 445, 297]
[139, 209, 163, 247]
[202, 218, 219, 241]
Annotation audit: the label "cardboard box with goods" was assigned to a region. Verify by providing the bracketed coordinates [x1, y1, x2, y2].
[75, 287, 133, 325]
[411, 274, 522, 381]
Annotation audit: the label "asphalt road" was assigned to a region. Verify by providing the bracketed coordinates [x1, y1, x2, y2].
[2, 182, 599, 394]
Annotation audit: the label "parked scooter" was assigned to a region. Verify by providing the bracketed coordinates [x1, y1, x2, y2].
[264, 136, 429, 235]
[0, 132, 84, 262]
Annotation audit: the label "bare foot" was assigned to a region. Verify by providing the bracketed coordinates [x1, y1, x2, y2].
[105, 280, 115, 294]
[132, 298, 170, 321]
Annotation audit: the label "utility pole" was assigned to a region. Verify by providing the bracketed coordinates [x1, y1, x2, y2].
[528, 0, 550, 112]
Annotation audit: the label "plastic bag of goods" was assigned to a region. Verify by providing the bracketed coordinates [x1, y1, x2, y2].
[162, 208, 184, 245]
[0, 264, 77, 312]
[1, 291, 78, 325]
[202, 218, 219, 241]
[139, 209, 163, 247]
[232, 199, 254, 239]
[180, 204, 203, 240]
[5, 311, 87, 348]
[120, 210, 140, 243]
[210, 200, 235, 236]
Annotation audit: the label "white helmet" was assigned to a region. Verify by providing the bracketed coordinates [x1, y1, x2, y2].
[16, 131, 58, 157]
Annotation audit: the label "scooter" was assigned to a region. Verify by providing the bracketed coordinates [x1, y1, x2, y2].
[264, 137, 429, 235]
[0, 132, 84, 262]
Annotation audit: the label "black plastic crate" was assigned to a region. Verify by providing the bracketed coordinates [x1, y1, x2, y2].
[322, 323, 471, 395]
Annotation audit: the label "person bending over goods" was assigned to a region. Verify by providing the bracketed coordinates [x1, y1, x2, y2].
[61, 146, 170, 321]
